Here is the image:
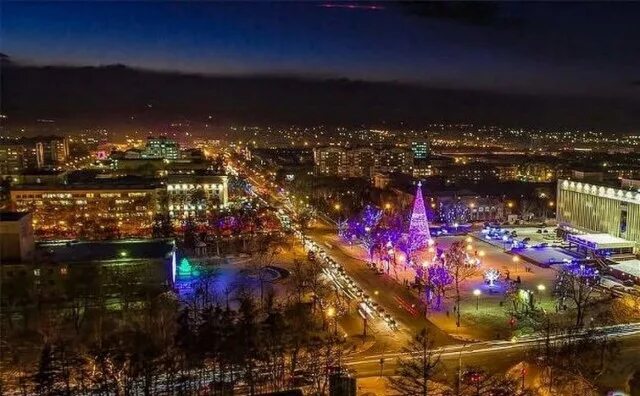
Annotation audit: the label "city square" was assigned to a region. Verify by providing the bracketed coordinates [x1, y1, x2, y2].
[3, 2, 640, 395]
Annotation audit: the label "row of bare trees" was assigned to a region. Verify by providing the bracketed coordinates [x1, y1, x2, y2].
[390, 324, 626, 396]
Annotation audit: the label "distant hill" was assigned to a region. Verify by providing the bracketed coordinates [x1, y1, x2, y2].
[2, 58, 639, 130]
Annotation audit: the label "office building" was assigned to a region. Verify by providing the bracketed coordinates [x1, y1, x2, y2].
[410, 140, 430, 160]
[166, 174, 229, 219]
[314, 147, 348, 176]
[557, 179, 640, 253]
[143, 136, 180, 160]
[36, 136, 70, 167]
[375, 147, 413, 174]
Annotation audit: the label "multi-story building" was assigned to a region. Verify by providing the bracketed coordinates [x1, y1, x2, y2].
[0, 140, 45, 175]
[0, 144, 27, 175]
[348, 148, 376, 178]
[434, 163, 499, 183]
[495, 164, 519, 181]
[36, 136, 70, 167]
[410, 140, 430, 160]
[314, 147, 348, 176]
[376, 148, 413, 174]
[517, 162, 556, 182]
[166, 174, 229, 219]
[10, 181, 163, 238]
[315, 146, 414, 177]
[412, 162, 433, 178]
[143, 136, 180, 159]
[557, 179, 640, 253]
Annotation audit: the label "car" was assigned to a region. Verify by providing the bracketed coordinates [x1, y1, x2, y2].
[388, 319, 398, 330]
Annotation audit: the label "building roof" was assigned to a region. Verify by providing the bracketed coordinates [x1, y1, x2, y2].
[0, 211, 30, 222]
[37, 239, 175, 263]
[567, 233, 636, 249]
[610, 259, 640, 278]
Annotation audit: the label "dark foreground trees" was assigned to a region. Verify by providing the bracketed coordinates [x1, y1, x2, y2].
[388, 328, 442, 396]
[1, 267, 343, 395]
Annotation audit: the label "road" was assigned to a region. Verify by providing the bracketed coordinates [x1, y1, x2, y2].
[230, 157, 640, 390]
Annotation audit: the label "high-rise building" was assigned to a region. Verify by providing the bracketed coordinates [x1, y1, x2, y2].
[410, 140, 430, 160]
[376, 147, 413, 174]
[348, 148, 376, 178]
[0, 144, 27, 175]
[314, 147, 348, 176]
[143, 136, 180, 160]
[0, 139, 45, 175]
[36, 136, 70, 167]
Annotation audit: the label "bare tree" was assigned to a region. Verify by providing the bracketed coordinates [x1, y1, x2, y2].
[445, 242, 477, 327]
[530, 325, 619, 395]
[388, 328, 442, 396]
[555, 266, 600, 327]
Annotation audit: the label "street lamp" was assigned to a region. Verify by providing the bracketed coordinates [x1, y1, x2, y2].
[512, 255, 520, 273]
[478, 250, 485, 258]
[537, 284, 546, 292]
[326, 306, 337, 335]
[473, 289, 481, 310]
[384, 202, 392, 210]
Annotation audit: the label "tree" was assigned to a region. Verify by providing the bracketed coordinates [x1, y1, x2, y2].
[530, 325, 619, 395]
[152, 213, 174, 238]
[33, 342, 56, 396]
[427, 262, 453, 311]
[445, 242, 477, 327]
[388, 328, 442, 396]
[555, 265, 600, 327]
[457, 366, 527, 396]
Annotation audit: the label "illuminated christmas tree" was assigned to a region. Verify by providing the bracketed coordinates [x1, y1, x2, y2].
[409, 181, 431, 239]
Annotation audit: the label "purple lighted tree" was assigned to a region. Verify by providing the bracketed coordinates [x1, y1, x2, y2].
[400, 182, 432, 264]
[427, 263, 453, 310]
[409, 181, 431, 244]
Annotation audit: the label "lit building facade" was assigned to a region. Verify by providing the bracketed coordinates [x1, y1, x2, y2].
[143, 136, 180, 160]
[410, 140, 430, 160]
[314, 146, 414, 177]
[166, 175, 229, 219]
[348, 148, 376, 178]
[557, 179, 640, 252]
[314, 147, 348, 176]
[0, 145, 27, 175]
[11, 184, 163, 238]
[37, 136, 70, 167]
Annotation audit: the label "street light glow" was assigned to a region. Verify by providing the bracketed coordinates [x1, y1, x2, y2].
[473, 289, 482, 296]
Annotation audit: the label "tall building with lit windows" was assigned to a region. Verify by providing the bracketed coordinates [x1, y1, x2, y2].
[143, 136, 180, 159]
[410, 140, 430, 160]
[314, 147, 348, 176]
[557, 179, 640, 252]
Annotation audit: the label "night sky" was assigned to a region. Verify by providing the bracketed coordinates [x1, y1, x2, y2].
[3, 1, 640, 98]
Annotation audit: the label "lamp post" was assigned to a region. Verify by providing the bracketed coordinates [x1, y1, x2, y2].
[473, 289, 481, 310]
[326, 306, 337, 335]
[512, 255, 520, 273]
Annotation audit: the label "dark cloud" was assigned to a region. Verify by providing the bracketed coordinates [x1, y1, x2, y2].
[397, 1, 522, 28]
[2, 61, 639, 130]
